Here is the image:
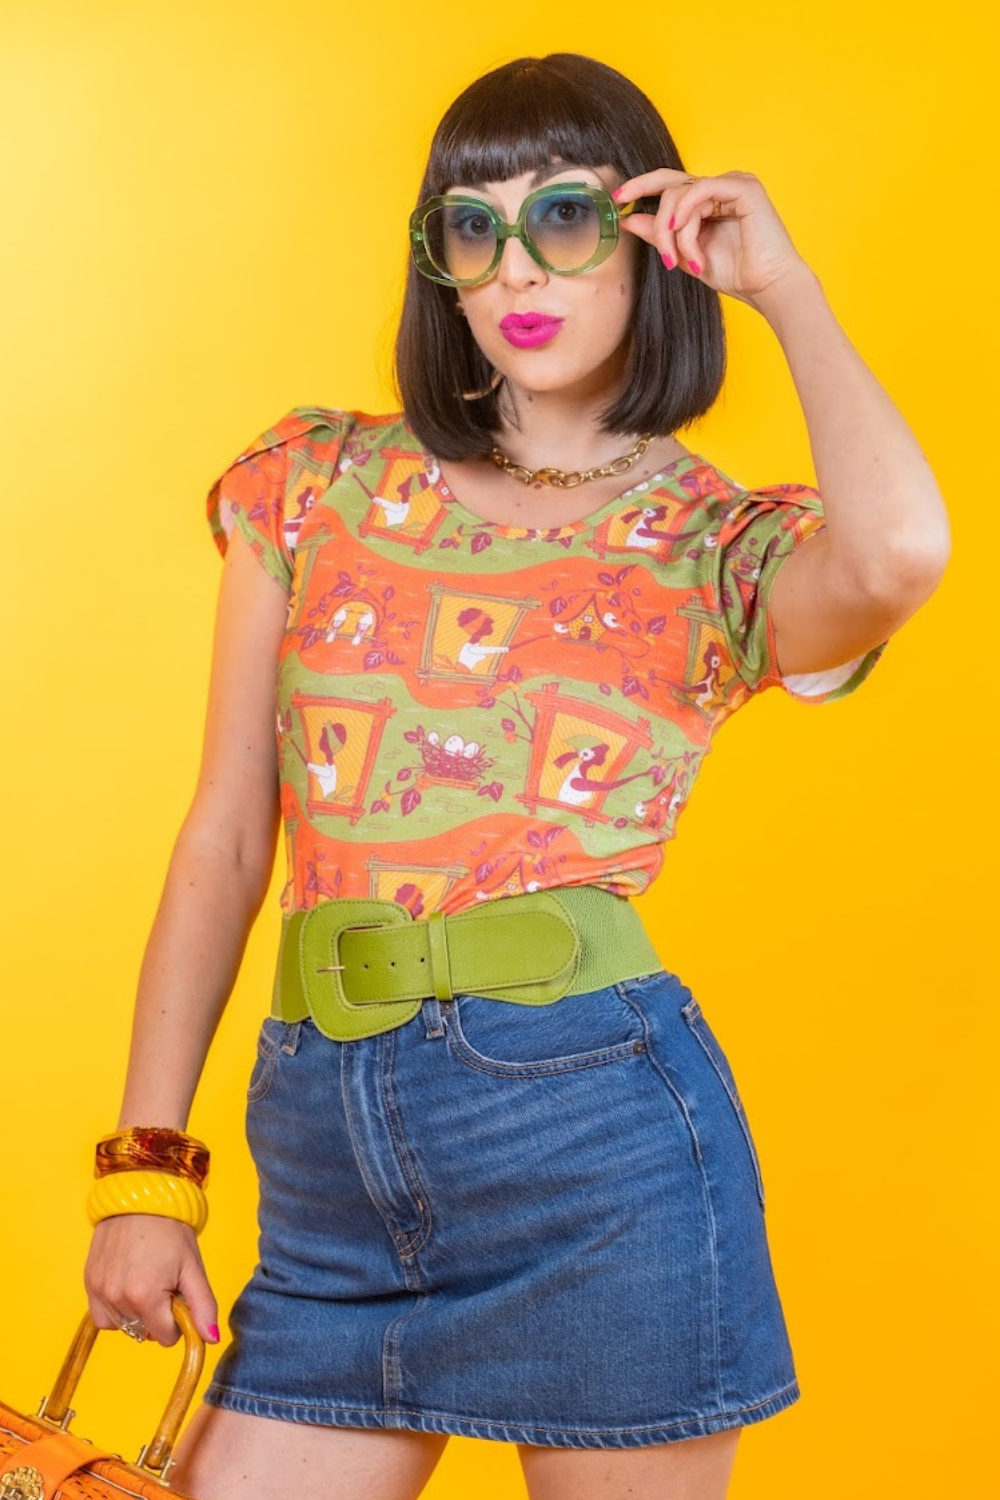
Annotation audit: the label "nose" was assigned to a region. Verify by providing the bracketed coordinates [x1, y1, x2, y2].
[496, 231, 547, 288]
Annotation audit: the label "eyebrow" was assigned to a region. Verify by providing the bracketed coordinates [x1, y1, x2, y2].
[464, 163, 593, 194]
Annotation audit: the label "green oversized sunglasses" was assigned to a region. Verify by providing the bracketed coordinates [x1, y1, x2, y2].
[408, 180, 660, 288]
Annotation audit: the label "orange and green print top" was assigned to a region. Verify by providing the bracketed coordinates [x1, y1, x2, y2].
[206, 406, 888, 918]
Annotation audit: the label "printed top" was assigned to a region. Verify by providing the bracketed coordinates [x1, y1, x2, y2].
[206, 405, 888, 918]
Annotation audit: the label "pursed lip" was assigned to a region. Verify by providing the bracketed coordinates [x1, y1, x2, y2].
[499, 312, 563, 330]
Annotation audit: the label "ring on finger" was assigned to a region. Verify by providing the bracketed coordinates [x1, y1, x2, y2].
[120, 1315, 147, 1341]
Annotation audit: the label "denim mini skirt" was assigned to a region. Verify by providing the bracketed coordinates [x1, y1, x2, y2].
[201, 967, 800, 1449]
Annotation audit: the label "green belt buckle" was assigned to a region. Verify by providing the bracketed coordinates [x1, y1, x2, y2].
[297, 899, 423, 1042]
[284, 892, 583, 1042]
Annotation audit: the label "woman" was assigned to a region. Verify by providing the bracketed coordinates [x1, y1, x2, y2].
[83, 52, 948, 1500]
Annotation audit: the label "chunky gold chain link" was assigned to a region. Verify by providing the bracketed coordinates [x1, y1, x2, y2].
[488, 432, 655, 487]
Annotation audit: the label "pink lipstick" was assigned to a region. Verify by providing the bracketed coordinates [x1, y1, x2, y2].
[500, 315, 564, 348]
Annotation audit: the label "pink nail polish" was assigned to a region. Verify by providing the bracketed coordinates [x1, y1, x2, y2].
[612, 187, 623, 200]
[661, 252, 675, 269]
[688, 261, 701, 276]
[668, 215, 675, 230]
[208, 1323, 220, 1342]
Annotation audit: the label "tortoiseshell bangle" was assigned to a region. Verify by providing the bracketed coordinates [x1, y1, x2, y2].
[95, 1126, 210, 1190]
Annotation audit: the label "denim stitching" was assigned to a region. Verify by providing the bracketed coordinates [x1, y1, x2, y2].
[446, 1017, 644, 1078]
[443, 995, 645, 1078]
[382, 1307, 401, 1418]
[611, 986, 704, 1169]
[421, 995, 445, 1038]
[339, 1041, 419, 1274]
[614, 982, 725, 1411]
[380, 1025, 433, 1264]
[246, 1021, 286, 1103]
[382, 1291, 432, 1420]
[681, 1001, 766, 1211]
[380, 1027, 430, 1268]
[201, 1379, 800, 1438]
[280, 1019, 303, 1055]
[615, 969, 681, 994]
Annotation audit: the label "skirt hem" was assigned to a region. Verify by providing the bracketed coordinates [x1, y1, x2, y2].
[200, 1377, 801, 1449]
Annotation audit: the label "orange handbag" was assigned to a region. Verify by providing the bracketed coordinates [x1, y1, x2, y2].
[0, 1295, 202, 1500]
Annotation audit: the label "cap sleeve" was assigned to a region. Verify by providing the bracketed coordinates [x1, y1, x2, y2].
[206, 407, 347, 589]
[713, 481, 889, 705]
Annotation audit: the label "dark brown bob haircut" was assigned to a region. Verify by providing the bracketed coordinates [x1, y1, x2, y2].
[393, 52, 726, 463]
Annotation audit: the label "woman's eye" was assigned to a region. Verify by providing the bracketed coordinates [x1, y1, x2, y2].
[537, 196, 595, 227]
[548, 201, 581, 221]
[449, 211, 492, 239]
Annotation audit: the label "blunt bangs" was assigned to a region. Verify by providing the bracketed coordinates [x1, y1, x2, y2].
[392, 53, 726, 463]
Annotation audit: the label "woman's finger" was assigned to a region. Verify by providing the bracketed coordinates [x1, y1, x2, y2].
[673, 170, 760, 239]
[87, 1292, 127, 1333]
[615, 171, 698, 269]
[619, 201, 679, 265]
[100, 1296, 150, 1340]
[177, 1250, 221, 1346]
[122, 1284, 180, 1346]
[668, 176, 751, 276]
[670, 181, 746, 240]
[673, 199, 716, 276]
[650, 190, 682, 268]
[614, 166, 694, 202]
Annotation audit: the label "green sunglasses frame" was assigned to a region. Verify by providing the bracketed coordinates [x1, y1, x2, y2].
[408, 181, 659, 288]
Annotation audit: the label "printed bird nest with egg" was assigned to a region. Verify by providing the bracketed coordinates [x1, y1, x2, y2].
[418, 729, 495, 785]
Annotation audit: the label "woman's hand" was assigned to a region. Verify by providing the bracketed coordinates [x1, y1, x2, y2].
[84, 1214, 220, 1348]
[614, 168, 812, 308]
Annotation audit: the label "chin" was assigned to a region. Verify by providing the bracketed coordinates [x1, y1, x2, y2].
[516, 363, 620, 400]
[493, 351, 598, 384]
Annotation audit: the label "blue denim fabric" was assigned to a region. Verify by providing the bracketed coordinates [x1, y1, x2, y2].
[202, 969, 800, 1449]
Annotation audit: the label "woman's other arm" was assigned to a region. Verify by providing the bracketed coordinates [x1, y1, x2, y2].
[115, 526, 289, 1131]
[84, 528, 289, 1347]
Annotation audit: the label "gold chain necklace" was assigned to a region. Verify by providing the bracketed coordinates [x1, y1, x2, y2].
[488, 432, 655, 488]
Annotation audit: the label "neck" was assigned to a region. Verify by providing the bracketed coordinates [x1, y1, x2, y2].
[490, 375, 640, 474]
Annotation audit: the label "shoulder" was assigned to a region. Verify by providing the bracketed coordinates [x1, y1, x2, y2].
[673, 467, 826, 559]
[706, 471, 823, 535]
[204, 406, 348, 584]
[205, 405, 414, 583]
[220, 404, 352, 470]
[228, 405, 416, 473]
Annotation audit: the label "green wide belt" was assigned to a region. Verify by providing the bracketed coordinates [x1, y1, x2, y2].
[270, 885, 664, 1042]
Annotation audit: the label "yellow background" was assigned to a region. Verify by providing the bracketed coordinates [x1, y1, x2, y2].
[1, 4, 993, 1497]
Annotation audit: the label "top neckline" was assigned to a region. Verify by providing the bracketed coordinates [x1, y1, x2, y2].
[400, 413, 715, 540]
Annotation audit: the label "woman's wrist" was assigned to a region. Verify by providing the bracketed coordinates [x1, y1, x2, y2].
[87, 1125, 211, 1235]
[86, 1167, 209, 1234]
[96, 1124, 210, 1189]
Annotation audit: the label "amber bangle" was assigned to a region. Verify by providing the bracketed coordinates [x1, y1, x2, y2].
[95, 1126, 210, 1190]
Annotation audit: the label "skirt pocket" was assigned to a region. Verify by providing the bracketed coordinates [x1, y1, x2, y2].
[680, 997, 767, 1210]
[247, 1016, 300, 1103]
[444, 982, 649, 1078]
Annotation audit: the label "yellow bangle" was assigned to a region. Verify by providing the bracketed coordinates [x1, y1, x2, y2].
[86, 1168, 209, 1234]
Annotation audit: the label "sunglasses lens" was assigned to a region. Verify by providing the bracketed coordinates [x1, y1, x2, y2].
[422, 203, 497, 283]
[524, 189, 603, 271]
[419, 189, 606, 283]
